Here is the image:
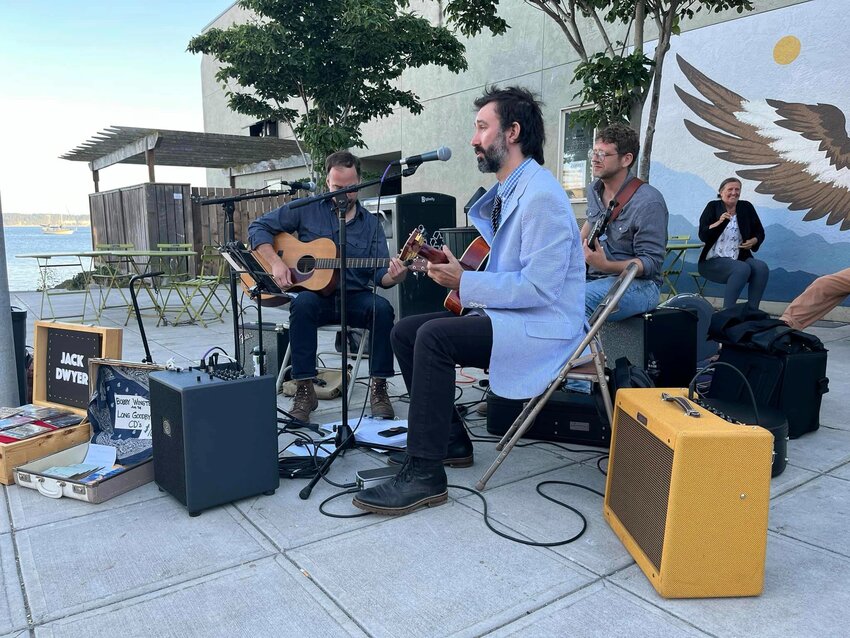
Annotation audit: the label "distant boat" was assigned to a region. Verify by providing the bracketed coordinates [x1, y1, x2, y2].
[41, 224, 75, 235]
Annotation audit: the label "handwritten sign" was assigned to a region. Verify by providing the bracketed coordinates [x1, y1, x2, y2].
[113, 394, 152, 439]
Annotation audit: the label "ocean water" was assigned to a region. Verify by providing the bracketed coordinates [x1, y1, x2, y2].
[3, 226, 94, 291]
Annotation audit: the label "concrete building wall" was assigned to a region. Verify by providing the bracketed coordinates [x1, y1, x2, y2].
[200, 0, 805, 222]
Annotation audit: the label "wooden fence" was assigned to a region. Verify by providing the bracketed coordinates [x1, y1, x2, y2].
[89, 183, 290, 257]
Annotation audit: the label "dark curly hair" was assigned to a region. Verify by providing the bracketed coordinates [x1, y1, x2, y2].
[595, 123, 640, 169]
[474, 86, 545, 164]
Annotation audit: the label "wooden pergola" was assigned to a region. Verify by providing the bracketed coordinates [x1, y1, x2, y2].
[60, 125, 304, 191]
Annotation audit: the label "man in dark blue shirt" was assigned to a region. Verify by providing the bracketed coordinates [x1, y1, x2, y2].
[248, 151, 408, 422]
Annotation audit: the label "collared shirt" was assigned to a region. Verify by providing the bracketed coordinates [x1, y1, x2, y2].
[585, 177, 669, 285]
[497, 156, 534, 210]
[248, 197, 391, 292]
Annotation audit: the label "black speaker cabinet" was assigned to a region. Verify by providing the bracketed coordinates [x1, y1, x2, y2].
[383, 192, 456, 318]
[242, 322, 290, 378]
[149, 370, 279, 516]
[599, 307, 697, 387]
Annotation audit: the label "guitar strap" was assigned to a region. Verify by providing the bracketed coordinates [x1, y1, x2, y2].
[609, 176, 645, 222]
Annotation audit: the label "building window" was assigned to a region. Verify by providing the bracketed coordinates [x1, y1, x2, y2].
[249, 119, 279, 137]
[559, 109, 594, 201]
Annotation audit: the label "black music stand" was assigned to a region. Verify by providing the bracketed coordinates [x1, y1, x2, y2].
[218, 241, 292, 376]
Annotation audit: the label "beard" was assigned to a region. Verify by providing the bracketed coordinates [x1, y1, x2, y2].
[475, 132, 508, 174]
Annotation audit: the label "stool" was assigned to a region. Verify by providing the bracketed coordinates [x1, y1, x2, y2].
[275, 324, 369, 405]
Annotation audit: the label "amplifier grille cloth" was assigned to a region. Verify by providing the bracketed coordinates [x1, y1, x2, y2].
[608, 411, 674, 571]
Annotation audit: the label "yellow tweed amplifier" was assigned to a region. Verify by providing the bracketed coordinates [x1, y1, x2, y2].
[603, 388, 773, 598]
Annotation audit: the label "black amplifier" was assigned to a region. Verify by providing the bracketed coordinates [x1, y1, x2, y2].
[486, 390, 610, 447]
[241, 322, 289, 378]
[149, 369, 279, 516]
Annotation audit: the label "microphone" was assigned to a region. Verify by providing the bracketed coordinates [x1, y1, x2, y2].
[281, 180, 316, 192]
[391, 146, 452, 167]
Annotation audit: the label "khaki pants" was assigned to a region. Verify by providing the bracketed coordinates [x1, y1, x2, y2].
[780, 268, 850, 330]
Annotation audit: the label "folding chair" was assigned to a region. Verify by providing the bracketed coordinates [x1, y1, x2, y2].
[275, 324, 369, 405]
[476, 262, 639, 491]
[153, 243, 194, 325]
[168, 246, 230, 326]
[92, 243, 134, 319]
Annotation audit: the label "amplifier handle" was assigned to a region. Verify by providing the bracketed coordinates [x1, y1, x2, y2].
[661, 392, 701, 418]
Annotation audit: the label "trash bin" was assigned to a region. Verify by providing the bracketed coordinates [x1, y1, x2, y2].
[11, 307, 27, 405]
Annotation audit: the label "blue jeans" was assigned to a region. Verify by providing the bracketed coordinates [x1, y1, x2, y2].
[585, 276, 660, 321]
[698, 257, 769, 310]
[288, 290, 396, 380]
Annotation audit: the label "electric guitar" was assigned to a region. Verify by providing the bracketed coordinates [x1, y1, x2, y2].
[415, 235, 491, 315]
[586, 199, 617, 251]
[241, 228, 428, 306]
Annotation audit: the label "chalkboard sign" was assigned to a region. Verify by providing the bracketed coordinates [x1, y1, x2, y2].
[45, 329, 102, 408]
[33, 321, 123, 416]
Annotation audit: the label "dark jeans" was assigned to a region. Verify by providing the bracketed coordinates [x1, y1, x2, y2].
[391, 311, 493, 460]
[288, 290, 395, 380]
[698, 257, 769, 310]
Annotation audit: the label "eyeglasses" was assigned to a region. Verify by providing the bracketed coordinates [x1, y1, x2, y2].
[587, 149, 622, 161]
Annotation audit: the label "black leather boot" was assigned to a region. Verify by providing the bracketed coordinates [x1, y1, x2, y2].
[387, 419, 474, 468]
[353, 456, 448, 515]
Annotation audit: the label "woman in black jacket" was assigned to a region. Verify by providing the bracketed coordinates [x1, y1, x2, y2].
[697, 177, 769, 309]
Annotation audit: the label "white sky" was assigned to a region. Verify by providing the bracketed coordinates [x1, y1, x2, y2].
[0, 1, 233, 216]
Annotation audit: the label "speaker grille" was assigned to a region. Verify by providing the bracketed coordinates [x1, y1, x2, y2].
[608, 411, 674, 571]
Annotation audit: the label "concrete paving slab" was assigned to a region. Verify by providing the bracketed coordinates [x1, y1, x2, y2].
[610, 533, 850, 638]
[486, 581, 710, 637]
[290, 503, 595, 638]
[829, 460, 850, 481]
[785, 425, 850, 473]
[16, 498, 276, 624]
[455, 462, 633, 577]
[0, 534, 27, 635]
[770, 474, 850, 558]
[446, 438, 578, 491]
[6, 481, 165, 531]
[0, 488, 10, 534]
[0, 631, 28, 638]
[768, 463, 819, 499]
[34, 555, 365, 638]
[235, 449, 388, 550]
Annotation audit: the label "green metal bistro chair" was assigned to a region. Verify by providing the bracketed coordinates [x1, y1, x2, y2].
[169, 245, 230, 327]
[153, 243, 195, 325]
[92, 243, 134, 319]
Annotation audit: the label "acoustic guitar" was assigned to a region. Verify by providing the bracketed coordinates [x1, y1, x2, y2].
[241, 228, 429, 306]
[415, 236, 491, 315]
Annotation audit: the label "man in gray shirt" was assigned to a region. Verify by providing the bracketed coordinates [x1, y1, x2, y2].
[582, 123, 668, 320]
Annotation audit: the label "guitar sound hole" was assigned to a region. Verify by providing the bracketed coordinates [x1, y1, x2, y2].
[296, 256, 316, 275]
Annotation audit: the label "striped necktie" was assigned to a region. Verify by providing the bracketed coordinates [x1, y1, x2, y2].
[491, 195, 503, 234]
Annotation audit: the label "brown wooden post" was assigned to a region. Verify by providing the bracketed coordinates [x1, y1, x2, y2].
[145, 148, 156, 182]
[92, 169, 100, 193]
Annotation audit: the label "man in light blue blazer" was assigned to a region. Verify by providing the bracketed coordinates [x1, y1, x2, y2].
[354, 86, 586, 517]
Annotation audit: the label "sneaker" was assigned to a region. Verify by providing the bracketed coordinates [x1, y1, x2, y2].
[370, 377, 395, 419]
[290, 379, 318, 423]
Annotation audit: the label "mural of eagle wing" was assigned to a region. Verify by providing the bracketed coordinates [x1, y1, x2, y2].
[674, 54, 850, 230]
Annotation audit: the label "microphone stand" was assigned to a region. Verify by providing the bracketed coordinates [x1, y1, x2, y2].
[298, 165, 419, 500]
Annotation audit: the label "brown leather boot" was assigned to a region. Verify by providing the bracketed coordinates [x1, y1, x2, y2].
[370, 377, 395, 419]
[290, 379, 318, 423]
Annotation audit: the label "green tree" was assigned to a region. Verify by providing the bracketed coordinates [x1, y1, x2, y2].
[188, 0, 468, 183]
[445, 0, 753, 181]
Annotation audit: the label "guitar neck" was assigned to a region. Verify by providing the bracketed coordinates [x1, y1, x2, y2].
[311, 258, 394, 269]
